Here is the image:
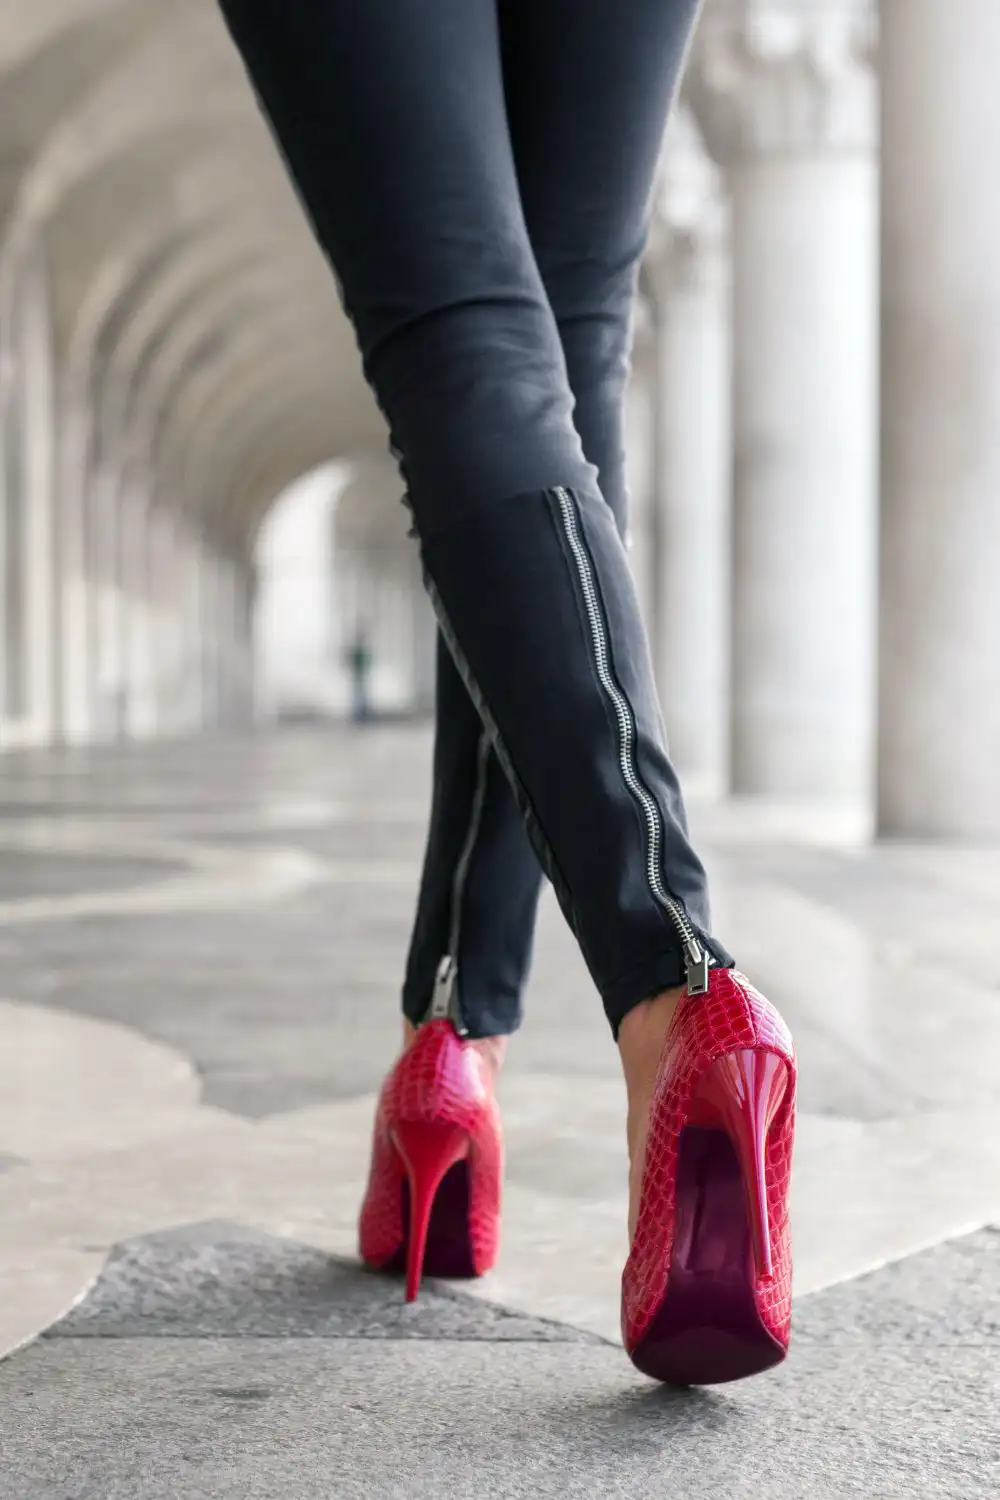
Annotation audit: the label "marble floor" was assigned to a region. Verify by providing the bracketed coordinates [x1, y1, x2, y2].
[1, 726, 998, 1497]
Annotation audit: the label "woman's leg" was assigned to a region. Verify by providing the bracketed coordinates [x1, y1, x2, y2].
[496, 0, 710, 1216]
[401, 633, 542, 1040]
[403, 0, 705, 1046]
[217, 0, 732, 1039]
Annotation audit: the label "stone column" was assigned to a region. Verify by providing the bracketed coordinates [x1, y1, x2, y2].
[688, 2, 878, 797]
[0, 245, 57, 748]
[176, 520, 208, 733]
[86, 458, 126, 741]
[0, 301, 24, 740]
[145, 504, 178, 736]
[877, 1, 1000, 835]
[118, 474, 157, 740]
[21, 248, 57, 747]
[230, 556, 257, 727]
[201, 548, 230, 730]
[55, 384, 95, 744]
[645, 110, 731, 792]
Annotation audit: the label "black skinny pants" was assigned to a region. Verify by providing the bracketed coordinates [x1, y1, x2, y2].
[218, 0, 734, 1038]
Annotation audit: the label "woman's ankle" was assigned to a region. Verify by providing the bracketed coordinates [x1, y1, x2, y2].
[617, 985, 686, 1239]
[618, 986, 685, 1111]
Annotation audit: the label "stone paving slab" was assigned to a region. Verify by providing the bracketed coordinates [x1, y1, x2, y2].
[49, 1223, 596, 1344]
[1, 1229, 997, 1500]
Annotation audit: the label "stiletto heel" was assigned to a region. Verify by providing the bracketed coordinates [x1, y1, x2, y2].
[359, 1019, 502, 1298]
[692, 1048, 789, 1281]
[392, 1120, 470, 1301]
[622, 970, 796, 1386]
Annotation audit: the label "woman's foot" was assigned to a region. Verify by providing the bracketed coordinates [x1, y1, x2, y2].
[617, 985, 685, 1242]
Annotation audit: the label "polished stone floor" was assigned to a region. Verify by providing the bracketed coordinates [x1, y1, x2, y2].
[1, 727, 998, 1497]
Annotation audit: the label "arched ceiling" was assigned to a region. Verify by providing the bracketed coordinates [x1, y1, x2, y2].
[0, 1, 751, 561]
[0, 0, 384, 549]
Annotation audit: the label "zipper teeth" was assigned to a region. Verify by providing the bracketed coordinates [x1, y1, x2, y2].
[553, 487, 704, 961]
[430, 727, 491, 1026]
[447, 728, 492, 961]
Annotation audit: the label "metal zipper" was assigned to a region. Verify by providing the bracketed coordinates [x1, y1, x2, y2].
[553, 487, 710, 997]
[428, 727, 493, 1030]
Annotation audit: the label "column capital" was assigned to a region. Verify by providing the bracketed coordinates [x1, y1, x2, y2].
[645, 111, 729, 303]
[686, 0, 877, 162]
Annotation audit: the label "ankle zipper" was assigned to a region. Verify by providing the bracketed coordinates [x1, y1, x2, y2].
[553, 487, 711, 998]
[428, 728, 492, 1032]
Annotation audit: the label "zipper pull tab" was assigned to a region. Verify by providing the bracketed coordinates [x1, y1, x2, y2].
[428, 955, 467, 1034]
[684, 940, 710, 997]
[430, 955, 457, 1018]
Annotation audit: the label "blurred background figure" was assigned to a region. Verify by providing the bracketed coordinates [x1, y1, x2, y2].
[345, 621, 373, 725]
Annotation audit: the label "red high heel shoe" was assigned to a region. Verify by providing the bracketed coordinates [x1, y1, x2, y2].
[358, 1018, 502, 1299]
[622, 969, 796, 1385]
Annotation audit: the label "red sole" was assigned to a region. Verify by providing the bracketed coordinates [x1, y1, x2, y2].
[389, 1161, 477, 1281]
[630, 1126, 787, 1385]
